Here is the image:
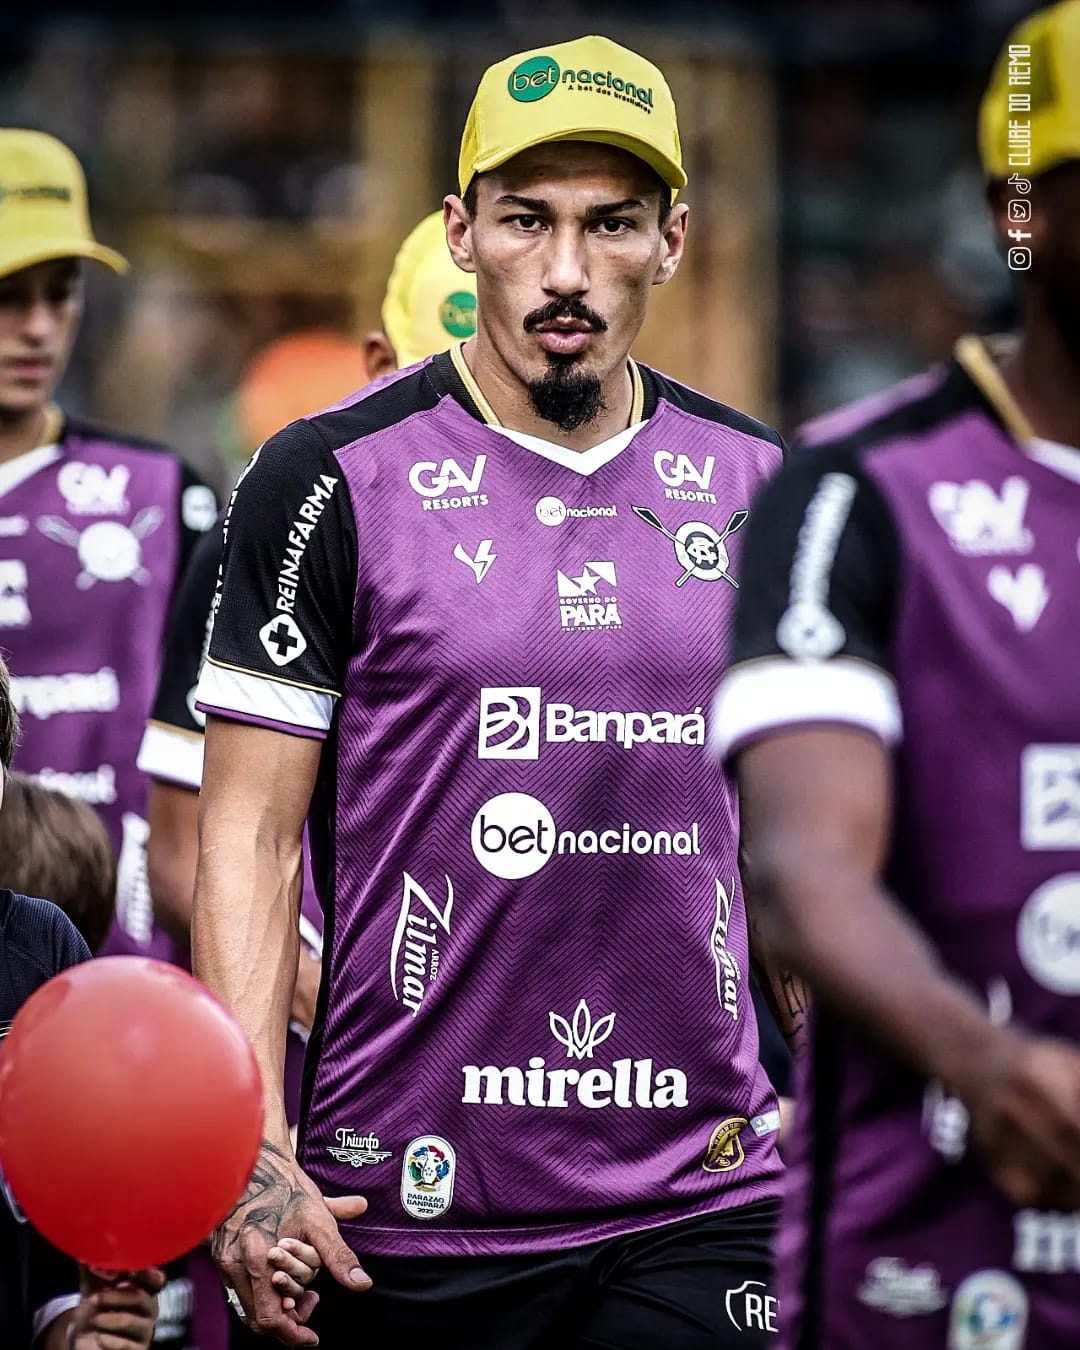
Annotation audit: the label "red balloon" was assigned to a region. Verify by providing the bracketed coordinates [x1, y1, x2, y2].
[0, 957, 263, 1269]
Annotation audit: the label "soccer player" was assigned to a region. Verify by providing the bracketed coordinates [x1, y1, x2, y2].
[0, 129, 214, 959]
[0, 655, 165, 1349]
[711, 5, 1080, 1346]
[194, 37, 788, 1350]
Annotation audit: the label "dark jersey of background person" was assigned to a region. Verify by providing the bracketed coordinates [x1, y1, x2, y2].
[197, 346, 786, 1259]
[713, 334, 1080, 1349]
[137, 513, 325, 1122]
[0, 889, 88, 1347]
[0, 417, 214, 961]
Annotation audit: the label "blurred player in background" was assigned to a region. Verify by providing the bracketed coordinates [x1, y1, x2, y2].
[0, 655, 165, 1350]
[136, 209, 477, 1350]
[712, 4, 1080, 1346]
[193, 36, 790, 1350]
[0, 130, 214, 960]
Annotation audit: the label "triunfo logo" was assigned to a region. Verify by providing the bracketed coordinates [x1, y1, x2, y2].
[470, 791, 700, 880]
[408, 455, 488, 511]
[477, 686, 706, 760]
[507, 54, 655, 113]
[461, 999, 688, 1110]
[326, 1128, 392, 1169]
[440, 291, 477, 339]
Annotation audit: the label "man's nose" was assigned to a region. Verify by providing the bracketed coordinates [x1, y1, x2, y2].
[541, 224, 589, 297]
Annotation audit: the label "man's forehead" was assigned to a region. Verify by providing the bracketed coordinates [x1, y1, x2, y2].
[482, 142, 662, 203]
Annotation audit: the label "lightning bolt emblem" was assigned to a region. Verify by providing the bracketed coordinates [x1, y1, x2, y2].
[453, 538, 497, 584]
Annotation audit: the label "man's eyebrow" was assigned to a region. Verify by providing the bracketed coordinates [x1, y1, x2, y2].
[584, 198, 649, 219]
[493, 194, 551, 213]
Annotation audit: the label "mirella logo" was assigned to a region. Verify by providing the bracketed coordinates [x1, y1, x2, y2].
[470, 792, 701, 880]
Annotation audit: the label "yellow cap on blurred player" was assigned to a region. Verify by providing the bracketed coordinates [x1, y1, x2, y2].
[458, 35, 686, 200]
[381, 211, 477, 369]
[978, 0, 1080, 180]
[0, 129, 128, 280]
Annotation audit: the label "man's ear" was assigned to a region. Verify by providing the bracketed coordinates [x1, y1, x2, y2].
[653, 202, 689, 287]
[445, 195, 476, 275]
[362, 332, 397, 382]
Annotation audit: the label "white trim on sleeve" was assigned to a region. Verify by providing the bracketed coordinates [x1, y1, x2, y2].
[137, 722, 205, 790]
[710, 656, 903, 759]
[33, 1293, 80, 1343]
[195, 661, 334, 734]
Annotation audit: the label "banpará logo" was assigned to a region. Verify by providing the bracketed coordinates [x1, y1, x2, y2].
[461, 999, 688, 1110]
[478, 686, 706, 760]
[508, 54, 655, 111]
[408, 455, 488, 511]
[702, 1117, 747, 1172]
[10, 667, 119, 721]
[440, 291, 477, 339]
[470, 791, 701, 880]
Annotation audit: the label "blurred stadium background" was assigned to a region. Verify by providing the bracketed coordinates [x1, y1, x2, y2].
[3, 0, 1036, 492]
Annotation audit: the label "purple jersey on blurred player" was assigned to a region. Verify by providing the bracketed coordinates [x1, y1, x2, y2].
[714, 335, 1080, 1348]
[137, 512, 323, 1120]
[1, 416, 212, 958]
[196, 344, 786, 1256]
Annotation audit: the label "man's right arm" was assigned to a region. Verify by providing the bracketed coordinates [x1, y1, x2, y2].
[191, 425, 369, 1344]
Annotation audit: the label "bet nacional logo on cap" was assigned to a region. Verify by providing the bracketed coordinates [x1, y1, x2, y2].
[382, 211, 478, 369]
[458, 35, 686, 198]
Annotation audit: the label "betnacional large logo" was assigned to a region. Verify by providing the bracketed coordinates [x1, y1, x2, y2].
[470, 791, 700, 880]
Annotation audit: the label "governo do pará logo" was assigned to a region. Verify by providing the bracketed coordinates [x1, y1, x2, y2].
[509, 55, 560, 102]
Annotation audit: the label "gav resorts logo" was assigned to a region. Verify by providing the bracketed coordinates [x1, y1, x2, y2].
[440, 291, 477, 339]
[508, 55, 655, 113]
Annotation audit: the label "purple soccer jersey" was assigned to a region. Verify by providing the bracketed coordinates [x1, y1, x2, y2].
[137, 513, 325, 1125]
[714, 336, 1080, 1349]
[196, 346, 785, 1256]
[0, 419, 213, 957]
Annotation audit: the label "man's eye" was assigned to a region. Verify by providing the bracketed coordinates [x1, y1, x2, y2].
[596, 219, 630, 234]
[513, 215, 542, 230]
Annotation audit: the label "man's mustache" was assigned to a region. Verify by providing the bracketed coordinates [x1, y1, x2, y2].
[523, 298, 608, 333]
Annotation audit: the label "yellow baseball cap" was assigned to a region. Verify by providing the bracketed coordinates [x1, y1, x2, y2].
[978, 0, 1080, 180]
[0, 130, 128, 281]
[381, 211, 478, 368]
[459, 35, 686, 200]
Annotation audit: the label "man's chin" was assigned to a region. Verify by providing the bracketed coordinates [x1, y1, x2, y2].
[0, 387, 50, 419]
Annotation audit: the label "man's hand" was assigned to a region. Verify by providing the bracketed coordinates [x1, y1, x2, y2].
[213, 1139, 370, 1347]
[958, 1031, 1080, 1210]
[62, 1266, 166, 1350]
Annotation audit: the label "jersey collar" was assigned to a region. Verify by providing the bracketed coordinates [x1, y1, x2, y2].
[0, 404, 66, 498]
[429, 344, 652, 475]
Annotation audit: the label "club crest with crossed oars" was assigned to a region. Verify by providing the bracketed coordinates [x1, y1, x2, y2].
[632, 506, 749, 587]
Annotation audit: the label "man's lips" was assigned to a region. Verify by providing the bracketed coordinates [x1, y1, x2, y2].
[533, 323, 595, 355]
[4, 359, 53, 379]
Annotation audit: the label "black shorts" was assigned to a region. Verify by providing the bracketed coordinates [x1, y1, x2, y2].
[309, 1199, 779, 1350]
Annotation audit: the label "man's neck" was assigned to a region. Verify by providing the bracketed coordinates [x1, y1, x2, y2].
[0, 404, 56, 466]
[997, 313, 1080, 451]
[461, 333, 636, 451]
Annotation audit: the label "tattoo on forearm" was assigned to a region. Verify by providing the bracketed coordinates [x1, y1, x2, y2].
[778, 968, 809, 1051]
[212, 1139, 307, 1263]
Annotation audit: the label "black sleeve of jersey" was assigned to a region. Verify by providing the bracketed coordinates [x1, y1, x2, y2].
[199, 420, 357, 733]
[730, 450, 900, 670]
[175, 462, 218, 580]
[151, 516, 223, 737]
